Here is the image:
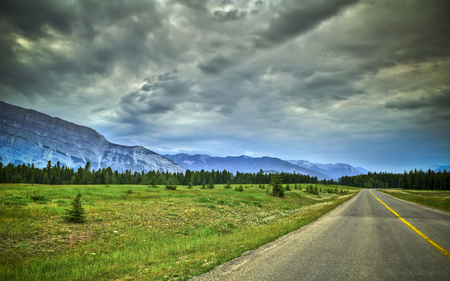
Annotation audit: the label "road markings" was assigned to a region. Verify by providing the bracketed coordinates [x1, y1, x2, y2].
[370, 190, 450, 259]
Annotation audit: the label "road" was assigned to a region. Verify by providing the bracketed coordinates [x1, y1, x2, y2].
[192, 189, 450, 281]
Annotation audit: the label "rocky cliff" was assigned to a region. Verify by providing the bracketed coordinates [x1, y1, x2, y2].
[0, 101, 185, 173]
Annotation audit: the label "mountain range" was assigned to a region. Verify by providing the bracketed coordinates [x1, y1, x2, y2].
[0, 101, 185, 173]
[164, 154, 367, 180]
[0, 101, 370, 179]
[286, 160, 367, 179]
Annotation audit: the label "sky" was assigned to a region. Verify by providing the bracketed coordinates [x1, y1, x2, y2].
[1, 0, 449, 173]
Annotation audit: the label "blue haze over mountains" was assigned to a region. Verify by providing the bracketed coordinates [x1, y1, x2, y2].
[4, 100, 443, 179]
[163, 154, 367, 180]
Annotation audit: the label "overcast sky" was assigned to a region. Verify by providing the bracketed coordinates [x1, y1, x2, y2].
[1, 0, 449, 173]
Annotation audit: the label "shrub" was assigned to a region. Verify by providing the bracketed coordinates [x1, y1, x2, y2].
[188, 182, 193, 189]
[224, 182, 232, 189]
[235, 185, 244, 192]
[217, 199, 231, 206]
[208, 179, 215, 189]
[251, 201, 262, 207]
[165, 183, 177, 190]
[64, 193, 86, 223]
[285, 184, 291, 191]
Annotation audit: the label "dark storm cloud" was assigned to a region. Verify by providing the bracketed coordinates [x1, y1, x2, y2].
[173, 0, 209, 11]
[385, 90, 450, 112]
[119, 70, 191, 115]
[1, 0, 449, 172]
[213, 9, 247, 21]
[316, 0, 450, 66]
[254, 0, 359, 47]
[0, 0, 165, 99]
[0, 0, 74, 39]
[198, 56, 235, 74]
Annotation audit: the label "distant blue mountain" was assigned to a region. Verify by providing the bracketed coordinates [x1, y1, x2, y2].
[434, 166, 450, 172]
[355, 167, 369, 174]
[163, 154, 332, 180]
[287, 160, 366, 179]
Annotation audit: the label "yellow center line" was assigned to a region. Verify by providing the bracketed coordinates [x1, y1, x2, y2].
[370, 190, 450, 259]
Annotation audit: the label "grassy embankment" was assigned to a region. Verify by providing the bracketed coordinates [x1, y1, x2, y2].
[380, 189, 450, 213]
[1, 183, 359, 280]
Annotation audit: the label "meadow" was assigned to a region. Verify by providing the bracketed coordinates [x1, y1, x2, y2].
[0, 183, 359, 280]
[380, 189, 450, 213]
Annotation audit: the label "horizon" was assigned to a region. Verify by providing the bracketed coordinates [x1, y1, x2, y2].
[1, 0, 449, 174]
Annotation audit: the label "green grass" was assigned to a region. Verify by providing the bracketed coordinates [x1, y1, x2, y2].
[380, 189, 450, 213]
[0, 183, 359, 280]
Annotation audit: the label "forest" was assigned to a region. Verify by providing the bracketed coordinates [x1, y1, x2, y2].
[0, 161, 319, 186]
[1, 161, 448, 190]
[338, 169, 449, 190]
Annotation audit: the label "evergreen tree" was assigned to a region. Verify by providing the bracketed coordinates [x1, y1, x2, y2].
[70, 174, 80, 184]
[188, 182, 193, 189]
[270, 172, 284, 198]
[64, 193, 86, 223]
[224, 182, 232, 189]
[165, 181, 177, 190]
[42, 173, 49, 184]
[150, 176, 157, 188]
[208, 178, 215, 189]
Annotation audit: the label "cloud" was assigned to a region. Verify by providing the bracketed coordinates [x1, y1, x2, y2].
[1, 0, 449, 172]
[385, 90, 450, 112]
[213, 9, 247, 21]
[119, 70, 191, 115]
[254, 0, 359, 47]
[198, 56, 235, 74]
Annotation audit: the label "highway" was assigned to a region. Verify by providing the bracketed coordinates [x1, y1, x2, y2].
[192, 189, 450, 281]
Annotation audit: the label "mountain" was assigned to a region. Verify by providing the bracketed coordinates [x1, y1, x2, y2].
[355, 167, 369, 174]
[287, 160, 366, 179]
[163, 153, 332, 180]
[0, 101, 185, 173]
[434, 166, 450, 173]
[285, 160, 329, 174]
[322, 163, 366, 178]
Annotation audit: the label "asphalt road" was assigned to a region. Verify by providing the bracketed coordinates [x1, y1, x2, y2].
[192, 189, 450, 281]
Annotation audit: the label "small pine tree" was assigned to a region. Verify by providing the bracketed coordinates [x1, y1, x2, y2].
[285, 183, 291, 191]
[188, 182, 193, 189]
[64, 193, 86, 223]
[208, 178, 215, 189]
[270, 173, 284, 198]
[150, 176, 157, 188]
[235, 185, 244, 192]
[224, 182, 232, 189]
[165, 182, 177, 190]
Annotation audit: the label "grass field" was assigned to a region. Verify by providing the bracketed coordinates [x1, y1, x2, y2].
[380, 189, 450, 213]
[0, 183, 359, 280]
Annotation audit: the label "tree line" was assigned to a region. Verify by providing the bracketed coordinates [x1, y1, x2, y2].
[0, 161, 319, 186]
[338, 169, 449, 190]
